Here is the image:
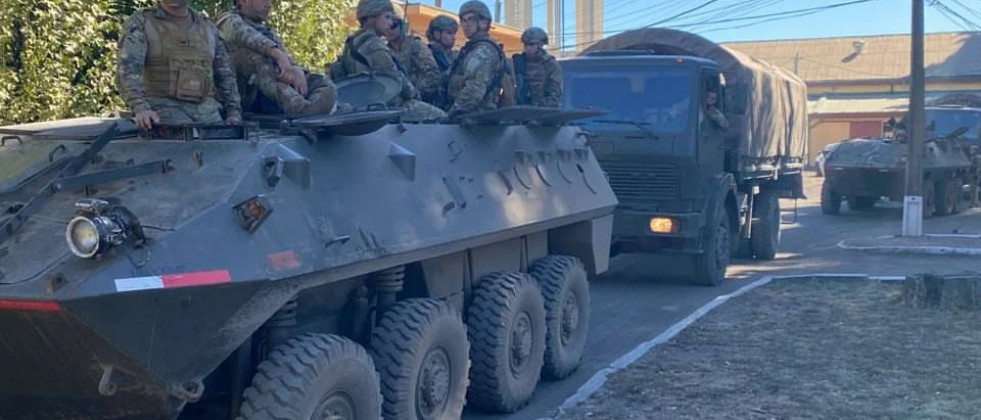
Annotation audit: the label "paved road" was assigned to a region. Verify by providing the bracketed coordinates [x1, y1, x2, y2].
[467, 174, 981, 420]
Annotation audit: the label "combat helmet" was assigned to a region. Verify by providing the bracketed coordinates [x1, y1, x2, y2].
[521, 27, 548, 45]
[356, 0, 394, 20]
[459, 0, 492, 21]
[427, 15, 459, 41]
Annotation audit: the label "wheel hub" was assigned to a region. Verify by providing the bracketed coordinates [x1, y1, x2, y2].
[314, 390, 356, 420]
[417, 347, 451, 418]
[560, 294, 579, 346]
[510, 312, 533, 376]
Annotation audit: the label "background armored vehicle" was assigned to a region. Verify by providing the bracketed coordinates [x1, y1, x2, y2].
[821, 94, 981, 217]
[560, 28, 808, 286]
[0, 83, 616, 419]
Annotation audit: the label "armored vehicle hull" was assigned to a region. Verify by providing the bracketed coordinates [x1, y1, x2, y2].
[0, 112, 616, 419]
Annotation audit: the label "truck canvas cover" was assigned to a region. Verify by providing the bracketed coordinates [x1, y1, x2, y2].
[584, 28, 809, 177]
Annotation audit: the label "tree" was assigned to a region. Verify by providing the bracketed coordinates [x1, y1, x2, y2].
[0, 0, 354, 125]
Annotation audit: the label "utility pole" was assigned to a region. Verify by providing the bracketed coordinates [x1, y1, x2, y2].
[902, 0, 925, 236]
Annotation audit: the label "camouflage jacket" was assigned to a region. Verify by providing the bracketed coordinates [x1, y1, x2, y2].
[512, 52, 562, 108]
[391, 35, 442, 106]
[447, 33, 504, 116]
[116, 4, 241, 117]
[333, 28, 417, 102]
[216, 11, 296, 104]
[428, 42, 457, 74]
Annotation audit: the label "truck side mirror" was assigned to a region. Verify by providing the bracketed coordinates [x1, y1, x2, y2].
[728, 86, 747, 115]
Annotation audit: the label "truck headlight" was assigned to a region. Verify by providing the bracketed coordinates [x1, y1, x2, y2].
[649, 217, 680, 234]
[66, 216, 102, 258]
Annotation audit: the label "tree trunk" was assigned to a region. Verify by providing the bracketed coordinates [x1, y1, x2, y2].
[902, 274, 981, 310]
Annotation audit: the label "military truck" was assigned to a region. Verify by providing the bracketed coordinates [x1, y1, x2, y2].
[821, 94, 981, 216]
[560, 28, 808, 286]
[0, 82, 616, 419]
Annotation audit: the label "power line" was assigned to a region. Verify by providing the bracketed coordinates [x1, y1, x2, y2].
[646, 0, 725, 28]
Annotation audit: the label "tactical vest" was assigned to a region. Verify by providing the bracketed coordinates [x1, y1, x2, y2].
[142, 10, 216, 102]
[449, 38, 509, 107]
[429, 43, 452, 73]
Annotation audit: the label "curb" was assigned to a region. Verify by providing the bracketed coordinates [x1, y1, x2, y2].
[546, 273, 903, 418]
[837, 239, 981, 257]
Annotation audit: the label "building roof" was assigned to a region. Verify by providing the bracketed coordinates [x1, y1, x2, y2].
[807, 92, 974, 117]
[722, 31, 981, 84]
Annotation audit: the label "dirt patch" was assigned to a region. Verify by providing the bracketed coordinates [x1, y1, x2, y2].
[553, 279, 981, 419]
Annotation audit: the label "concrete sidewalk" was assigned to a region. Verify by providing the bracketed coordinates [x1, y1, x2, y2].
[838, 234, 981, 256]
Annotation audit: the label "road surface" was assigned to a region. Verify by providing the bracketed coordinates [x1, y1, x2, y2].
[467, 174, 981, 420]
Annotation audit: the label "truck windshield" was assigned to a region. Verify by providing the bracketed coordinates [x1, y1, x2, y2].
[565, 66, 693, 133]
[926, 109, 981, 142]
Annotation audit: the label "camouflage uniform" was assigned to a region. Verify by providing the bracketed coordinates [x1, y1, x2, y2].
[217, 10, 336, 117]
[390, 34, 442, 108]
[429, 43, 457, 75]
[512, 51, 562, 107]
[703, 106, 729, 131]
[116, 3, 241, 124]
[447, 32, 504, 117]
[333, 28, 446, 121]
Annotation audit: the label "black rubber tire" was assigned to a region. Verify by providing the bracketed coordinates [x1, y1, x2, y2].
[466, 272, 546, 413]
[847, 196, 876, 211]
[750, 192, 780, 261]
[821, 181, 841, 215]
[935, 178, 959, 216]
[923, 180, 936, 219]
[528, 255, 590, 381]
[371, 298, 469, 420]
[692, 204, 730, 286]
[238, 333, 381, 420]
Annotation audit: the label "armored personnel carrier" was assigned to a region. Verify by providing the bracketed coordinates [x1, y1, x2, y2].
[0, 77, 616, 419]
[821, 94, 981, 217]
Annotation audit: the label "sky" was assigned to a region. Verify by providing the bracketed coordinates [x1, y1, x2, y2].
[424, 0, 973, 50]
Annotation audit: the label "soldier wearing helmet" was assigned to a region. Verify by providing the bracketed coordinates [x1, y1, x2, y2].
[426, 15, 459, 74]
[386, 14, 443, 108]
[512, 26, 562, 108]
[116, 0, 242, 131]
[217, 0, 337, 117]
[329, 0, 446, 121]
[445, 0, 507, 117]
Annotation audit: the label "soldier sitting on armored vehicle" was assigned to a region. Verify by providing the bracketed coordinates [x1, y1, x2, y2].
[427, 16, 459, 76]
[512, 27, 562, 108]
[386, 15, 443, 108]
[217, 0, 337, 118]
[446, 1, 507, 118]
[329, 0, 446, 122]
[116, 0, 242, 131]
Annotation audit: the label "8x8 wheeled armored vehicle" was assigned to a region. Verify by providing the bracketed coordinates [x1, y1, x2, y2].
[0, 85, 616, 419]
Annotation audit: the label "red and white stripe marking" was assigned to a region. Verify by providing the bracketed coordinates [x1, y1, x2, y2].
[114, 270, 231, 292]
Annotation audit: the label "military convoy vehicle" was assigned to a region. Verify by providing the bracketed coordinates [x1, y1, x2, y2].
[0, 77, 616, 419]
[560, 28, 808, 286]
[821, 94, 981, 216]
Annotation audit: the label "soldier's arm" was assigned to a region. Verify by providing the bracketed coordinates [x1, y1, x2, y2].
[544, 60, 563, 108]
[362, 41, 417, 100]
[412, 41, 442, 100]
[218, 13, 289, 64]
[115, 13, 152, 114]
[212, 31, 243, 120]
[449, 45, 496, 115]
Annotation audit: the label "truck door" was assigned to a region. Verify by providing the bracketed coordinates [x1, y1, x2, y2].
[698, 69, 726, 171]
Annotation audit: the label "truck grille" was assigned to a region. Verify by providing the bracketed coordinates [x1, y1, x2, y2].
[600, 161, 680, 205]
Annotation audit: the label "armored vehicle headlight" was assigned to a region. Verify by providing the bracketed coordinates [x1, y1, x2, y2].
[65, 198, 142, 259]
[66, 216, 103, 258]
[649, 217, 679, 234]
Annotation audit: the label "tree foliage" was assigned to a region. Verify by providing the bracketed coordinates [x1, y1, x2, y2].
[0, 0, 354, 125]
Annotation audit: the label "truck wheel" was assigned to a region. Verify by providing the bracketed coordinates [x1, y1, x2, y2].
[371, 298, 469, 420]
[847, 196, 876, 211]
[821, 181, 841, 215]
[528, 255, 590, 381]
[692, 205, 730, 286]
[750, 192, 780, 260]
[935, 178, 959, 216]
[923, 180, 936, 219]
[467, 272, 546, 413]
[238, 333, 381, 420]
